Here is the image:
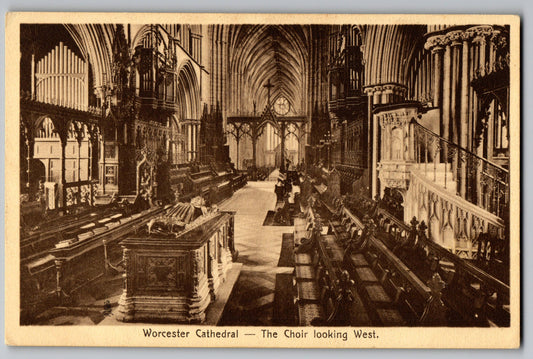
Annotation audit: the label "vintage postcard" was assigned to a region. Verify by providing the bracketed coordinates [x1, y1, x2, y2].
[5, 12, 520, 348]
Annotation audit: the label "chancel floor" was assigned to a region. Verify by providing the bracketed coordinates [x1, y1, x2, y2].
[32, 177, 293, 326]
[219, 179, 294, 326]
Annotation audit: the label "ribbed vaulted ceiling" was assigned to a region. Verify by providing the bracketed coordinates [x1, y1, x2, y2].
[227, 25, 309, 115]
[359, 25, 427, 87]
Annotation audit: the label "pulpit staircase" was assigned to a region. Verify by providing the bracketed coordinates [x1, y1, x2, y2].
[413, 162, 456, 194]
[397, 120, 509, 260]
[410, 120, 508, 220]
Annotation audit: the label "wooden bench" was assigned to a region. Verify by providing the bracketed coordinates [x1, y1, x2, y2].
[374, 207, 511, 327]
[326, 206, 444, 326]
[21, 206, 167, 323]
[293, 223, 372, 326]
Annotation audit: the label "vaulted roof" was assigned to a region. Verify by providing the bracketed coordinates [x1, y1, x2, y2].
[226, 25, 312, 115]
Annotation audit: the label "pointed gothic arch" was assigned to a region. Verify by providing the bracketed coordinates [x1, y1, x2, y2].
[176, 60, 200, 120]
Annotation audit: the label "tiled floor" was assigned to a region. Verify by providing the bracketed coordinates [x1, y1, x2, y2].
[219, 181, 293, 326]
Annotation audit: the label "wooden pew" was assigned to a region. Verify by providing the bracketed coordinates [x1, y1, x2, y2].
[327, 207, 446, 326]
[374, 207, 510, 327]
[293, 207, 373, 326]
[20, 205, 126, 267]
[20, 206, 166, 323]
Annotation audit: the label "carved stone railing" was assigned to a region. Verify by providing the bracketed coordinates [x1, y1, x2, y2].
[412, 121, 509, 218]
[375, 105, 508, 258]
[342, 189, 507, 266]
[406, 169, 505, 259]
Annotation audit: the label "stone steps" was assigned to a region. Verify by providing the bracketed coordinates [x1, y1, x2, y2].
[414, 162, 457, 193]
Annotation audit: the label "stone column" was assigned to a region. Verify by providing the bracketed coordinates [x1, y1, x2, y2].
[450, 32, 462, 144]
[449, 32, 463, 188]
[187, 123, 192, 161]
[366, 88, 374, 197]
[60, 131, 67, 209]
[194, 124, 198, 161]
[252, 128, 257, 169]
[459, 38, 470, 198]
[383, 84, 393, 105]
[426, 35, 445, 130]
[280, 122, 287, 172]
[409, 119, 416, 161]
[478, 36, 494, 160]
[371, 112, 379, 198]
[192, 124, 196, 161]
[373, 86, 382, 105]
[442, 44, 452, 141]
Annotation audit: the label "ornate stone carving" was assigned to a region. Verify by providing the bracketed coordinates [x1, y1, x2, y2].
[445, 30, 465, 46]
[117, 211, 235, 323]
[365, 83, 407, 97]
[425, 26, 508, 51]
[145, 256, 178, 288]
[378, 162, 411, 190]
[466, 25, 498, 40]
[376, 107, 418, 128]
[424, 35, 446, 51]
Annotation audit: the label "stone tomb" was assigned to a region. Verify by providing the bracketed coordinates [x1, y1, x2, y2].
[117, 211, 236, 323]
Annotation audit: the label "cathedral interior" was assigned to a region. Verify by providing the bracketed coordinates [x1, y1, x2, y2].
[19, 23, 511, 327]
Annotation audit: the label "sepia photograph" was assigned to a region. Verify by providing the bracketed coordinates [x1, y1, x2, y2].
[5, 12, 520, 348]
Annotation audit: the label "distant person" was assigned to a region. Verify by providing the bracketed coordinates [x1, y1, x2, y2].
[275, 180, 284, 202]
